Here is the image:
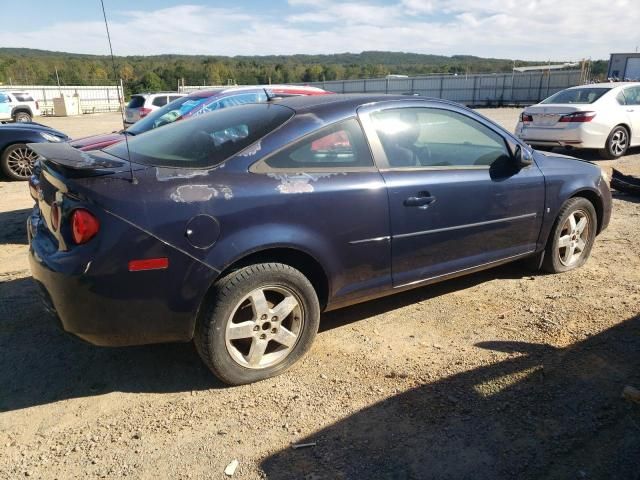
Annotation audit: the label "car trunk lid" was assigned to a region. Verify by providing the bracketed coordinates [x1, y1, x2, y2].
[523, 104, 595, 128]
[27, 142, 146, 247]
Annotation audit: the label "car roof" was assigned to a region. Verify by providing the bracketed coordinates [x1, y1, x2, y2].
[272, 93, 453, 113]
[187, 84, 328, 99]
[566, 82, 640, 90]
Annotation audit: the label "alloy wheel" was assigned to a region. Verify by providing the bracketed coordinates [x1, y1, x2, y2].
[225, 286, 304, 369]
[557, 210, 590, 267]
[6, 147, 38, 178]
[610, 129, 627, 157]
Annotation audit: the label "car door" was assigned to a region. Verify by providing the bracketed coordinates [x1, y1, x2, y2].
[359, 101, 545, 287]
[620, 86, 640, 144]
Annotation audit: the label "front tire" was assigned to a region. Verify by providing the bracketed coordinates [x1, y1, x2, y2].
[195, 263, 320, 385]
[542, 197, 597, 273]
[1, 143, 39, 180]
[599, 125, 629, 159]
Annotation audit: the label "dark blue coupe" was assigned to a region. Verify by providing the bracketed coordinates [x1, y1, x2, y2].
[27, 95, 612, 384]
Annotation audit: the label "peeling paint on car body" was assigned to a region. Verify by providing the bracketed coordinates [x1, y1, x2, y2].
[170, 184, 233, 203]
[268, 172, 346, 194]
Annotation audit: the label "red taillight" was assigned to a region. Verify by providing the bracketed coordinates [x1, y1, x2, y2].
[128, 258, 169, 272]
[71, 209, 99, 244]
[520, 113, 533, 122]
[139, 107, 152, 118]
[50, 202, 61, 232]
[558, 111, 596, 123]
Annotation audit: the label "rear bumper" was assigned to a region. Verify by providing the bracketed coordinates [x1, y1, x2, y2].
[516, 122, 606, 150]
[27, 210, 214, 346]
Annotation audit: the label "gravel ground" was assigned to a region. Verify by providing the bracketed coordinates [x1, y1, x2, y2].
[1, 110, 639, 479]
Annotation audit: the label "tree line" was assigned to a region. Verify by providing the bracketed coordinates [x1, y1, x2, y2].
[0, 48, 608, 96]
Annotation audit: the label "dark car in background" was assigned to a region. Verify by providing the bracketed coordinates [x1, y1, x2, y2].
[27, 95, 611, 385]
[0, 123, 69, 180]
[70, 85, 330, 151]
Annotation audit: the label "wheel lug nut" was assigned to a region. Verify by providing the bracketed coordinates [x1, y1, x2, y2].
[271, 328, 277, 334]
[253, 325, 259, 331]
[261, 314, 267, 320]
[260, 334, 267, 340]
[271, 316, 278, 322]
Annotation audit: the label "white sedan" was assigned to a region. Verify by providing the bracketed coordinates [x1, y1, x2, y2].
[515, 82, 640, 159]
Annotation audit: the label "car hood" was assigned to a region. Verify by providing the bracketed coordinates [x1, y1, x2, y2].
[70, 132, 124, 151]
[0, 122, 69, 138]
[534, 150, 601, 174]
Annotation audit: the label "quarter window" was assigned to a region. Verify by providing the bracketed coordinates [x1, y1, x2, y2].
[152, 96, 168, 107]
[616, 91, 627, 105]
[260, 118, 374, 170]
[0, 93, 9, 103]
[371, 107, 511, 168]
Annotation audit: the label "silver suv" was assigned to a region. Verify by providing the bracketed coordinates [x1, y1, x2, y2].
[124, 92, 185, 125]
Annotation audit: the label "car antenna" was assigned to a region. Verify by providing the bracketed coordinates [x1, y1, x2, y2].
[100, 0, 137, 184]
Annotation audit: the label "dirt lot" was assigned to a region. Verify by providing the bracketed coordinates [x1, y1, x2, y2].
[1, 111, 639, 479]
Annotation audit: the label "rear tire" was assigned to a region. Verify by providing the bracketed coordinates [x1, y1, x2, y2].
[1, 143, 38, 180]
[599, 125, 629, 159]
[13, 111, 32, 123]
[542, 198, 597, 274]
[195, 263, 320, 385]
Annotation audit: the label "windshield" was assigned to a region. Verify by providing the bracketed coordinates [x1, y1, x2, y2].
[106, 103, 294, 168]
[126, 95, 212, 135]
[541, 87, 612, 104]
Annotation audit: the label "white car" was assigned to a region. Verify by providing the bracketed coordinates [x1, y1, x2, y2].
[124, 92, 185, 125]
[516, 82, 640, 159]
[0, 91, 41, 122]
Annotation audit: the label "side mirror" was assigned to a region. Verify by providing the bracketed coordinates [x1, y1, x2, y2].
[515, 145, 533, 168]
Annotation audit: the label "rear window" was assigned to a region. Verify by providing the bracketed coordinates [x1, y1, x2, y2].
[13, 93, 34, 102]
[106, 103, 294, 168]
[541, 87, 611, 104]
[126, 95, 211, 135]
[127, 95, 146, 108]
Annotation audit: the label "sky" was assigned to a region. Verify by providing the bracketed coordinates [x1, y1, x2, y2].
[0, 0, 638, 60]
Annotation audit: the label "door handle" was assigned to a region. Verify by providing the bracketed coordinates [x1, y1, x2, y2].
[627, 109, 635, 112]
[404, 194, 436, 209]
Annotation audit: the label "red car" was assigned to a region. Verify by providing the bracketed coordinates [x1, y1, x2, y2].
[70, 85, 330, 151]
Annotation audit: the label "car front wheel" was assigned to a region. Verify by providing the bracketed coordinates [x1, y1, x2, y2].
[542, 197, 597, 273]
[195, 262, 320, 385]
[1, 143, 39, 180]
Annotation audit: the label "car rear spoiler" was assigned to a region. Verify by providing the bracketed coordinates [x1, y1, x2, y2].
[28, 142, 128, 170]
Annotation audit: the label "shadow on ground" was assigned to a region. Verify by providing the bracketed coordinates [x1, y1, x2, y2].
[0, 262, 536, 412]
[0, 208, 31, 245]
[262, 315, 640, 480]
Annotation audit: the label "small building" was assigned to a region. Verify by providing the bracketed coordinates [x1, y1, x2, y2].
[608, 53, 640, 80]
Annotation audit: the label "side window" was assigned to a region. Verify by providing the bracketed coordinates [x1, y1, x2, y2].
[371, 107, 510, 168]
[259, 118, 374, 171]
[219, 92, 268, 109]
[616, 91, 627, 105]
[168, 96, 182, 102]
[0, 93, 10, 103]
[152, 96, 168, 107]
[623, 87, 640, 105]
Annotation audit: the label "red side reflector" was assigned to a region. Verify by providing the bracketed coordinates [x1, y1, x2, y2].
[521, 113, 533, 122]
[128, 258, 169, 272]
